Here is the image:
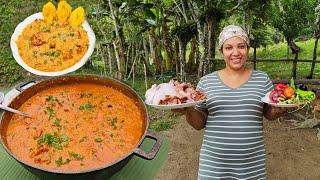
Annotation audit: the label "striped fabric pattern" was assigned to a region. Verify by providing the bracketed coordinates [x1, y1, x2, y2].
[196, 70, 274, 180]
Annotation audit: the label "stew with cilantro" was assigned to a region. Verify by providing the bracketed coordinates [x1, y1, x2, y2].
[5, 83, 144, 171]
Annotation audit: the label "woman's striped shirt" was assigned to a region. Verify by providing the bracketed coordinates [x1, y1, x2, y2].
[196, 70, 274, 180]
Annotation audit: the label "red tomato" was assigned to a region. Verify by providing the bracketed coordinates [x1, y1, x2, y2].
[283, 87, 295, 98]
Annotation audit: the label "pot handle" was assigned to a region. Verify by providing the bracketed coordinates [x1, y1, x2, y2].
[16, 80, 37, 92]
[133, 131, 163, 160]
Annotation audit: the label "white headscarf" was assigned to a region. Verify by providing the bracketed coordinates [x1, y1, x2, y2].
[218, 25, 250, 49]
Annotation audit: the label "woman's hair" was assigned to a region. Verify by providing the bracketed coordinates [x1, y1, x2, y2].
[218, 25, 250, 49]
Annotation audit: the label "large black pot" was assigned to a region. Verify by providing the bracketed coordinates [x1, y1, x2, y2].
[0, 75, 162, 180]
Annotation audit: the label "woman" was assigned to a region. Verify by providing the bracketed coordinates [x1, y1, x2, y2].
[176, 25, 288, 179]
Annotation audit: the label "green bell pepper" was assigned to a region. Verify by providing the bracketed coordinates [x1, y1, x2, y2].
[295, 89, 316, 101]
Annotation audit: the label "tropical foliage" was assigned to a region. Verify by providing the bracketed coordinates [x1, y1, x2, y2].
[0, 0, 320, 87]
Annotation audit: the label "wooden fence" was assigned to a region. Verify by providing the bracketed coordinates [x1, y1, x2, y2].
[208, 58, 320, 75]
[207, 58, 320, 86]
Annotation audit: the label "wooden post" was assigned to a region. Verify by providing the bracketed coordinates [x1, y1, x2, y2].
[253, 46, 257, 70]
[292, 52, 298, 79]
[309, 38, 319, 78]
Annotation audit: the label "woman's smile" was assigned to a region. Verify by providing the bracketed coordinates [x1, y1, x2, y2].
[230, 57, 242, 63]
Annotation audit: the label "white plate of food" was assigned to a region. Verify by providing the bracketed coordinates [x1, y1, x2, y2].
[10, 12, 95, 76]
[145, 80, 207, 110]
[261, 91, 298, 108]
[146, 99, 206, 110]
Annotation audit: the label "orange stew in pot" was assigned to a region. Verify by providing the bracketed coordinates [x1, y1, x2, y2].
[5, 83, 144, 171]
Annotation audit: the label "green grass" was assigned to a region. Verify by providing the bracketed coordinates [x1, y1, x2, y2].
[253, 39, 320, 60]
[249, 39, 320, 79]
[149, 111, 178, 132]
[254, 61, 320, 79]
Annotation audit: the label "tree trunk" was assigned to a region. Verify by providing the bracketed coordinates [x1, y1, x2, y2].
[101, 44, 107, 76]
[162, 16, 174, 71]
[178, 40, 186, 82]
[148, 33, 154, 64]
[187, 37, 197, 73]
[124, 44, 132, 78]
[288, 39, 300, 54]
[308, 38, 319, 79]
[243, 6, 248, 34]
[108, 0, 125, 79]
[253, 45, 257, 70]
[242, 4, 252, 37]
[205, 15, 217, 72]
[156, 45, 163, 76]
[142, 38, 151, 76]
[175, 39, 180, 78]
[143, 37, 149, 63]
[198, 22, 208, 78]
[107, 44, 113, 75]
[112, 41, 121, 79]
[149, 29, 162, 74]
[292, 52, 298, 79]
[194, 39, 200, 73]
[126, 44, 139, 80]
[206, 18, 213, 73]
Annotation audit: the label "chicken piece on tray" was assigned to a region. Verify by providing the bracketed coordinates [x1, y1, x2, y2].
[145, 83, 178, 105]
[145, 80, 206, 105]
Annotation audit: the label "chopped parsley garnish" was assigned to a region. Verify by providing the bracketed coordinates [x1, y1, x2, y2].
[55, 157, 70, 167]
[48, 50, 55, 57]
[79, 102, 94, 111]
[69, 151, 84, 160]
[80, 93, 93, 98]
[45, 107, 55, 119]
[111, 117, 117, 129]
[37, 133, 69, 150]
[42, 26, 50, 32]
[53, 118, 61, 127]
[60, 134, 70, 142]
[46, 96, 57, 102]
[94, 137, 103, 143]
[37, 133, 62, 150]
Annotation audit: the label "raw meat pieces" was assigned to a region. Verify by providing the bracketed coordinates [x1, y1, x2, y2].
[145, 80, 206, 105]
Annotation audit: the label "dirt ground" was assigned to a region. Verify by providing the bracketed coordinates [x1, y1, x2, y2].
[154, 110, 320, 180]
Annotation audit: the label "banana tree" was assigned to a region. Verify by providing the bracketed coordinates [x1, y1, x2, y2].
[121, 0, 166, 75]
[194, 0, 237, 78]
[97, 0, 127, 79]
[172, 22, 197, 81]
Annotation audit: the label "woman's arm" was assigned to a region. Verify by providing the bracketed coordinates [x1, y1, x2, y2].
[263, 104, 290, 120]
[173, 107, 208, 130]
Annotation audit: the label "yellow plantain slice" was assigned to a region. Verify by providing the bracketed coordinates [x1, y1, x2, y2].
[42, 2, 56, 24]
[70, 7, 85, 27]
[57, 0, 72, 24]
